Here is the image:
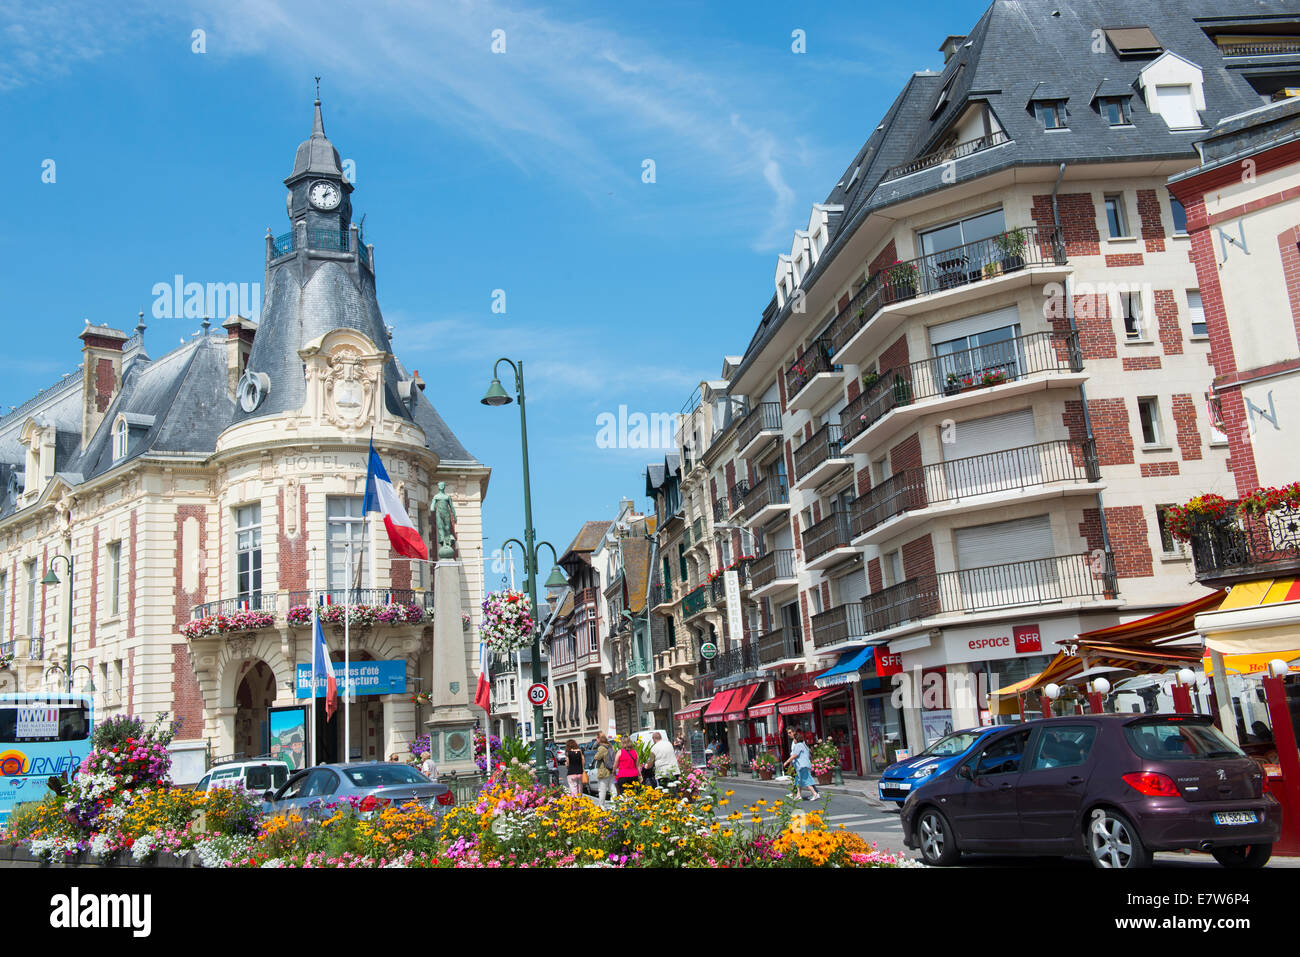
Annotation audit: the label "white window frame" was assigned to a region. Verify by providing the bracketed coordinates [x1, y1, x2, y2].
[1121, 290, 1145, 339]
[235, 504, 262, 601]
[1104, 193, 1130, 239]
[113, 418, 128, 461]
[1187, 290, 1206, 338]
[108, 541, 122, 618]
[1137, 397, 1164, 447]
[25, 560, 37, 637]
[326, 496, 367, 591]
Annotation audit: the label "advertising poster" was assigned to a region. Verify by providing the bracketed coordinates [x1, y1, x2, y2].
[267, 705, 308, 771]
[921, 708, 953, 747]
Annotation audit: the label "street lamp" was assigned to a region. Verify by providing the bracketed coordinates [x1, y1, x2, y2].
[41, 555, 74, 692]
[482, 357, 569, 776]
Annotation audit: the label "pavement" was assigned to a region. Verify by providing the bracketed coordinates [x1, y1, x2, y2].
[726, 772, 891, 809]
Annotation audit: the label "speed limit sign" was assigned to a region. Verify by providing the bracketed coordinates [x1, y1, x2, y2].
[527, 683, 549, 706]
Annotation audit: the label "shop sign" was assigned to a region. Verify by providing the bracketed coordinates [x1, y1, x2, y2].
[295, 659, 406, 698]
[875, 648, 903, 676]
[933, 619, 1070, 665]
[724, 570, 743, 643]
[1013, 625, 1042, 653]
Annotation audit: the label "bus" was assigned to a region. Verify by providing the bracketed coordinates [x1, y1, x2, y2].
[0, 693, 94, 823]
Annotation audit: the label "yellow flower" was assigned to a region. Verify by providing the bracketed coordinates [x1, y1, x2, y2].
[725, 790, 734, 796]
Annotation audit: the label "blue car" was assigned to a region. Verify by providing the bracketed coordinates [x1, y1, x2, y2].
[877, 727, 1000, 805]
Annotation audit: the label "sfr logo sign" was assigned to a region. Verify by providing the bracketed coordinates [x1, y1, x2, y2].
[1013, 625, 1042, 653]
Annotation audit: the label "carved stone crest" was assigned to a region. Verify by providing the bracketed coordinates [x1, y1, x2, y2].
[324, 346, 375, 429]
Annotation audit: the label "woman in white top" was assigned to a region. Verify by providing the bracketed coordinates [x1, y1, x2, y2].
[420, 751, 438, 782]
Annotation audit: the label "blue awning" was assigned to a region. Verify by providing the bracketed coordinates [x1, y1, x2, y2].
[815, 647, 875, 688]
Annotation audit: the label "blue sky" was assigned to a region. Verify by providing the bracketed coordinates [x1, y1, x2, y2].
[0, 0, 987, 588]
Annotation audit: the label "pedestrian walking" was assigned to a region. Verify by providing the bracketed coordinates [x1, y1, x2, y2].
[593, 733, 618, 807]
[783, 728, 820, 801]
[649, 731, 678, 790]
[564, 739, 585, 797]
[615, 736, 640, 794]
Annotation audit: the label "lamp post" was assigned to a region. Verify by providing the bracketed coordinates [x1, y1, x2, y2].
[41, 555, 74, 692]
[482, 358, 570, 776]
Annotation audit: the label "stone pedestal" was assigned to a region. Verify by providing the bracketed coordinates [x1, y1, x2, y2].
[426, 560, 477, 773]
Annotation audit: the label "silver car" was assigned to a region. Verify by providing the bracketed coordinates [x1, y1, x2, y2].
[262, 761, 454, 817]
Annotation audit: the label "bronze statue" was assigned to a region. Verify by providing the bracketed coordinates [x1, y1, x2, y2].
[433, 481, 457, 559]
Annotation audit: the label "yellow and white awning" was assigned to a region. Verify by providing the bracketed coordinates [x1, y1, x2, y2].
[1197, 577, 1300, 657]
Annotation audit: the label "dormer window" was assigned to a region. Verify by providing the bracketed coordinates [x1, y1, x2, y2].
[1138, 53, 1206, 131]
[1154, 84, 1198, 128]
[1100, 96, 1131, 126]
[1034, 100, 1069, 129]
[113, 418, 129, 461]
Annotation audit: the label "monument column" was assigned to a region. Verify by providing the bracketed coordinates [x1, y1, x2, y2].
[426, 482, 476, 772]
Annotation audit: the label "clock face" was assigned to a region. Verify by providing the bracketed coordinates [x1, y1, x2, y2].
[309, 181, 341, 210]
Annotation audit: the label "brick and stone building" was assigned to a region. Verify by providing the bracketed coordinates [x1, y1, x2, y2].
[0, 99, 489, 778]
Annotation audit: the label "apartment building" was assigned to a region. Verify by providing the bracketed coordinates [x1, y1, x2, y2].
[544, 520, 611, 743]
[708, 0, 1300, 775]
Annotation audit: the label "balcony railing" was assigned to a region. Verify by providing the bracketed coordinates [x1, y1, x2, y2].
[649, 582, 673, 607]
[713, 496, 730, 523]
[1189, 512, 1300, 586]
[728, 480, 750, 513]
[757, 626, 803, 665]
[853, 552, 1116, 641]
[682, 583, 710, 618]
[793, 423, 847, 485]
[812, 602, 866, 649]
[29, 636, 43, 660]
[284, 589, 431, 612]
[191, 592, 280, 621]
[829, 225, 1066, 357]
[881, 130, 1012, 181]
[574, 587, 599, 608]
[850, 439, 1099, 538]
[843, 330, 1082, 443]
[750, 548, 796, 591]
[713, 640, 761, 680]
[803, 508, 854, 565]
[1217, 39, 1300, 56]
[785, 337, 840, 404]
[743, 474, 789, 515]
[738, 401, 783, 451]
[271, 228, 374, 269]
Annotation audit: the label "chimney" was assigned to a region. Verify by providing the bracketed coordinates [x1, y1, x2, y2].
[939, 34, 967, 64]
[222, 316, 258, 397]
[79, 323, 129, 446]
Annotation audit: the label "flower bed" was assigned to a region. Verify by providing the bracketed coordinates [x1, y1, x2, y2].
[181, 610, 276, 639]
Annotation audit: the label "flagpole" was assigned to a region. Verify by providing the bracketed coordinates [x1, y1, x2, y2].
[345, 535, 352, 766]
[309, 546, 317, 769]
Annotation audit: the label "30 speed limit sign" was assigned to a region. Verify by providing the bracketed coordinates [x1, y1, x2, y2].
[527, 683, 549, 706]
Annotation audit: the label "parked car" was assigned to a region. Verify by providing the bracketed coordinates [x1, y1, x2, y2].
[262, 762, 454, 817]
[900, 714, 1278, 869]
[196, 760, 291, 795]
[878, 727, 999, 805]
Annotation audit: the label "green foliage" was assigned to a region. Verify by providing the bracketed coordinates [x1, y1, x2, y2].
[497, 736, 533, 765]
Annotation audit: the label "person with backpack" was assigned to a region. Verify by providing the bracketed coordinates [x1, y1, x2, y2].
[614, 736, 641, 795]
[593, 733, 617, 807]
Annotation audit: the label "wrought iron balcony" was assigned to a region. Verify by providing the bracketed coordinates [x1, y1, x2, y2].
[785, 337, 840, 406]
[793, 422, 848, 488]
[728, 480, 750, 514]
[750, 548, 796, 592]
[283, 588, 432, 613]
[743, 474, 789, 518]
[812, 602, 866, 649]
[881, 130, 1012, 182]
[841, 330, 1082, 447]
[712, 639, 762, 682]
[1217, 38, 1300, 55]
[574, 587, 599, 608]
[851, 551, 1117, 642]
[649, 581, 673, 608]
[682, 583, 710, 618]
[850, 439, 1100, 539]
[829, 225, 1066, 359]
[713, 496, 730, 524]
[1189, 511, 1300, 587]
[757, 626, 803, 665]
[738, 401, 783, 456]
[803, 508, 855, 567]
[271, 227, 374, 269]
[192, 592, 279, 620]
[691, 518, 705, 545]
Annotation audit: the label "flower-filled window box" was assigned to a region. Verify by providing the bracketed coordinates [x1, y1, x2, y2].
[181, 610, 276, 639]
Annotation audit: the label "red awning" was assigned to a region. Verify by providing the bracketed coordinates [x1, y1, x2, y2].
[747, 694, 795, 719]
[777, 687, 834, 715]
[674, 701, 707, 720]
[724, 684, 761, 721]
[703, 689, 738, 722]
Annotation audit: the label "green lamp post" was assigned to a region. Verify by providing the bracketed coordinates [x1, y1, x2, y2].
[483, 358, 570, 777]
[41, 555, 74, 692]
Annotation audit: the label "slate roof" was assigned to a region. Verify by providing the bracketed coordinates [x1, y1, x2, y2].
[559, 521, 614, 565]
[623, 532, 652, 615]
[733, 0, 1299, 385]
[644, 454, 681, 496]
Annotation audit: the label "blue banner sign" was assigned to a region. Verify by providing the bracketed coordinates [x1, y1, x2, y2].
[295, 660, 407, 698]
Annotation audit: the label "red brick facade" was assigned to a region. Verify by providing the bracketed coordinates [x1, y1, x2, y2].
[172, 644, 204, 739]
[901, 533, 935, 580]
[94, 357, 116, 413]
[1172, 393, 1202, 461]
[1033, 193, 1100, 257]
[1103, 505, 1154, 578]
[1154, 289, 1183, 356]
[1073, 293, 1117, 360]
[879, 334, 910, 375]
[1105, 253, 1144, 268]
[868, 240, 899, 280]
[856, 466, 872, 497]
[1140, 461, 1180, 477]
[1137, 189, 1166, 253]
[1065, 398, 1133, 465]
[890, 434, 922, 476]
[1122, 356, 1162, 371]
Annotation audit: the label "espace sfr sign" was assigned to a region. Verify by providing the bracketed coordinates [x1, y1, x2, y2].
[965, 625, 1042, 655]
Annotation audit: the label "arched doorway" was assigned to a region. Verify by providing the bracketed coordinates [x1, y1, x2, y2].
[312, 650, 386, 764]
[234, 660, 277, 759]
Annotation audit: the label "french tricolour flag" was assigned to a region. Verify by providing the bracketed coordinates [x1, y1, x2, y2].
[313, 611, 338, 721]
[363, 441, 429, 560]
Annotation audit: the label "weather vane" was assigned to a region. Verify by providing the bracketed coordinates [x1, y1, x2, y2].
[314, 76, 321, 99]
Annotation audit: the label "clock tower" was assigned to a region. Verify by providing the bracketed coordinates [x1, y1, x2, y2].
[229, 96, 404, 426]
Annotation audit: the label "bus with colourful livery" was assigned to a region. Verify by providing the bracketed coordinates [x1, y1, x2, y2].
[0, 693, 94, 823]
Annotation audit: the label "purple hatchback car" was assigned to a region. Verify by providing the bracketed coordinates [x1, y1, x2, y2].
[900, 714, 1279, 868]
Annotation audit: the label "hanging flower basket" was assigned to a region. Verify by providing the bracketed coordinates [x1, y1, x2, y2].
[180, 610, 276, 639]
[481, 589, 534, 653]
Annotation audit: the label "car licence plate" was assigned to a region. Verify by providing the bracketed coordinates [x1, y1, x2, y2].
[884, 781, 911, 792]
[1214, 811, 1257, 826]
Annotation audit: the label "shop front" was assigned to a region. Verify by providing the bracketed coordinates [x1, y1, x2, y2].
[723, 683, 763, 770]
